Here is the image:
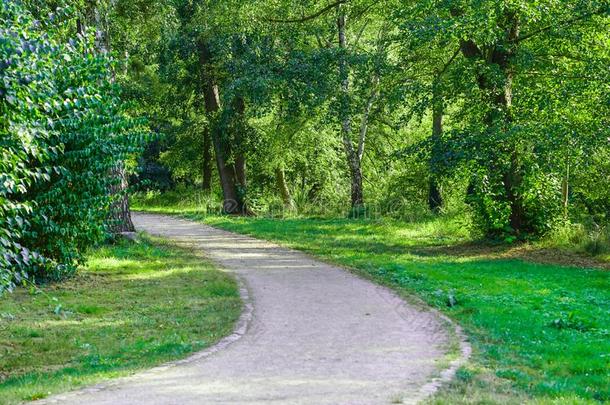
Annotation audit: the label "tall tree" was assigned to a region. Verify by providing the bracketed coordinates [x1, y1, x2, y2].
[267, 0, 389, 211]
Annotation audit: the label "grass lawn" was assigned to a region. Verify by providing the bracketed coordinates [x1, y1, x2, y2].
[0, 236, 241, 405]
[132, 190, 609, 404]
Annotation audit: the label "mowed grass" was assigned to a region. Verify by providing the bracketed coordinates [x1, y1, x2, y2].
[0, 237, 241, 405]
[181, 214, 609, 404]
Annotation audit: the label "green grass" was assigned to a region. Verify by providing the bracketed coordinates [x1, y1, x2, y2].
[134, 192, 609, 404]
[0, 236, 241, 405]
[131, 189, 222, 216]
[131, 188, 610, 260]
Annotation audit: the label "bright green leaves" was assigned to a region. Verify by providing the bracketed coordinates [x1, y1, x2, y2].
[0, 1, 146, 293]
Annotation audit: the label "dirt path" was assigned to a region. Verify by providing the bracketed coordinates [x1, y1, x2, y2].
[39, 213, 466, 405]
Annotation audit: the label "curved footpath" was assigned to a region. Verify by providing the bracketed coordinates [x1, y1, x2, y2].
[37, 212, 469, 405]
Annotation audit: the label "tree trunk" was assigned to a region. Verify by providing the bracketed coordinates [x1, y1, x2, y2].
[347, 157, 364, 207]
[275, 166, 295, 209]
[337, 7, 365, 210]
[198, 40, 243, 214]
[211, 127, 241, 214]
[562, 158, 569, 218]
[458, 11, 526, 233]
[233, 96, 248, 192]
[504, 150, 525, 232]
[109, 164, 135, 233]
[202, 127, 213, 191]
[428, 78, 444, 212]
[84, 2, 135, 234]
[501, 15, 525, 233]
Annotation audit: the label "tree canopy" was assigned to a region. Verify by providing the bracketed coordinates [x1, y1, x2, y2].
[2, 0, 609, 289]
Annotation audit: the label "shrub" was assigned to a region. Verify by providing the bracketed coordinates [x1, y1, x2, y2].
[0, 2, 145, 292]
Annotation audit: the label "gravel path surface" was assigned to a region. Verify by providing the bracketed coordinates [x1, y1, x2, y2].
[37, 212, 460, 405]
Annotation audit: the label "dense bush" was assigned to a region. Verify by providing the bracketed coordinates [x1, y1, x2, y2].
[0, 2, 144, 293]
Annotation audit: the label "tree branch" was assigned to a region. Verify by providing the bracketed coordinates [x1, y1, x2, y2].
[349, 0, 378, 21]
[314, 32, 332, 48]
[438, 47, 461, 76]
[459, 39, 482, 60]
[264, 0, 348, 23]
[517, 6, 609, 43]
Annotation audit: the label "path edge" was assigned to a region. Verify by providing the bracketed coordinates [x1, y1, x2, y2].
[412, 310, 472, 403]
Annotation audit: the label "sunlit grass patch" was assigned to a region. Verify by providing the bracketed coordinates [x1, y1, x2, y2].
[0, 236, 241, 405]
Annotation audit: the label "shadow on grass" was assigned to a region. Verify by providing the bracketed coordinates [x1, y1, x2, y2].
[200, 215, 609, 270]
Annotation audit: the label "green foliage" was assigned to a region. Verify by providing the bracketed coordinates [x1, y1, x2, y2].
[395, 0, 610, 238]
[122, 0, 609, 241]
[0, 1, 145, 293]
[543, 222, 610, 258]
[131, 187, 222, 215]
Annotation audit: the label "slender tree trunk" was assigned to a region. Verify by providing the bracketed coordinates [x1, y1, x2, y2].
[109, 164, 135, 233]
[202, 127, 213, 191]
[428, 78, 444, 212]
[233, 96, 248, 192]
[562, 156, 569, 219]
[198, 40, 243, 214]
[349, 162, 364, 208]
[275, 166, 294, 209]
[337, 7, 364, 209]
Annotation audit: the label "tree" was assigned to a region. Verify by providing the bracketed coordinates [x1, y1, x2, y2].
[266, 0, 390, 212]
[76, 0, 137, 233]
[396, 0, 610, 237]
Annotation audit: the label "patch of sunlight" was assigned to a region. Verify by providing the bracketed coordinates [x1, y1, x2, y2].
[115, 267, 196, 281]
[451, 254, 494, 263]
[537, 288, 552, 296]
[330, 233, 368, 241]
[395, 228, 422, 238]
[88, 257, 140, 270]
[37, 318, 128, 329]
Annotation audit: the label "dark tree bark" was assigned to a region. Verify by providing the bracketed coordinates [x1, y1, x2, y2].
[562, 158, 570, 218]
[500, 13, 526, 232]
[212, 126, 242, 214]
[202, 127, 213, 191]
[456, 10, 526, 233]
[232, 96, 248, 192]
[81, 2, 135, 234]
[198, 40, 244, 214]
